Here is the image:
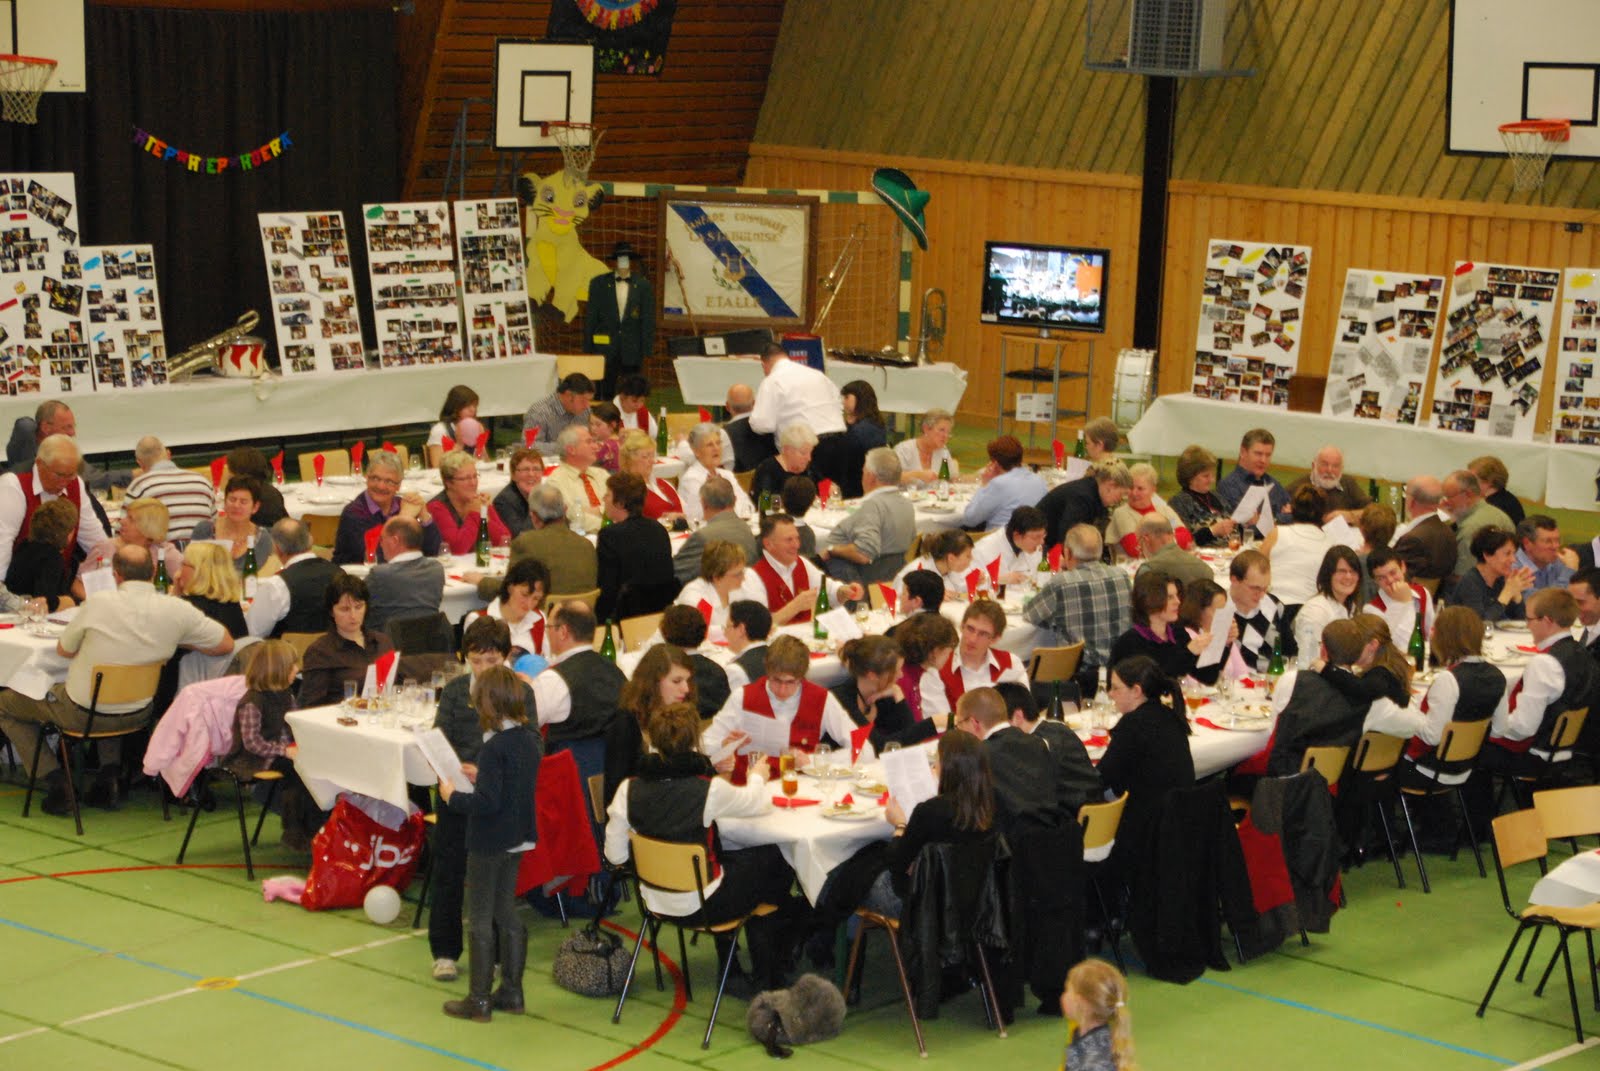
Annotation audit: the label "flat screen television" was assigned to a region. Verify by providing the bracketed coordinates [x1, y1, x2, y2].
[980, 241, 1109, 333]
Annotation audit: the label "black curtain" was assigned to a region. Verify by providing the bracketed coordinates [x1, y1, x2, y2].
[0, 5, 398, 361]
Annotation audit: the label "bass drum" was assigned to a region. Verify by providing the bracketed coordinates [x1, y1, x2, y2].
[1111, 348, 1156, 429]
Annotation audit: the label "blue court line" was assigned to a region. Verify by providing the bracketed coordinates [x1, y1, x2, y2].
[0, 915, 203, 983]
[1197, 975, 1515, 1065]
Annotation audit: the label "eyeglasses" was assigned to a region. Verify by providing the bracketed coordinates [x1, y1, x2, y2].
[447, 471, 477, 483]
[368, 475, 400, 487]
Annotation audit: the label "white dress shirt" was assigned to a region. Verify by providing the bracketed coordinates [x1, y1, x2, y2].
[678, 460, 754, 524]
[972, 529, 1042, 579]
[950, 649, 1029, 693]
[244, 551, 320, 638]
[701, 680, 858, 755]
[675, 577, 730, 630]
[749, 356, 846, 436]
[613, 398, 658, 441]
[672, 428, 736, 470]
[0, 467, 111, 580]
[1499, 634, 1569, 747]
[740, 551, 849, 612]
[529, 645, 589, 727]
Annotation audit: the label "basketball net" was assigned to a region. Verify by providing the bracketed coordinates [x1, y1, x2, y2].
[0, 55, 57, 124]
[1498, 119, 1570, 192]
[548, 121, 604, 184]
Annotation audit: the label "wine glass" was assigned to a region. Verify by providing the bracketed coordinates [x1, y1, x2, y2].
[341, 679, 358, 709]
[814, 743, 835, 777]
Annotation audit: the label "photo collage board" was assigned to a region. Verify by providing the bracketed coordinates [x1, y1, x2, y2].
[454, 198, 535, 362]
[1429, 260, 1559, 441]
[256, 211, 365, 376]
[1189, 239, 1312, 408]
[362, 201, 465, 369]
[82, 246, 169, 390]
[1320, 269, 1444, 426]
[1553, 268, 1600, 447]
[0, 173, 91, 398]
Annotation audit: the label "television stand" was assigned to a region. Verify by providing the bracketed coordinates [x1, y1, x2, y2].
[996, 332, 1095, 459]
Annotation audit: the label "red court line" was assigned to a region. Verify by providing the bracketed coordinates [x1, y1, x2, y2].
[0, 865, 690, 1070]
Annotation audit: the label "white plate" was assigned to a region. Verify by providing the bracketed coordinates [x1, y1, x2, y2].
[1496, 620, 1531, 632]
[323, 475, 362, 486]
[920, 505, 956, 515]
[821, 806, 881, 821]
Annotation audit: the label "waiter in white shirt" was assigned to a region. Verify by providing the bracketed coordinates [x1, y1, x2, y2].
[749, 343, 851, 490]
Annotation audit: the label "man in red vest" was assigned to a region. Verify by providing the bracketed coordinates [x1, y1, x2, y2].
[0, 434, 109, 582]
[743, 514, 862, 626]
[939, 599, 1029, 707]
[702, 635, 857, 762]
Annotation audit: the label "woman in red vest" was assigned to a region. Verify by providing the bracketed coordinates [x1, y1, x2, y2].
[895, 612, 959, 722]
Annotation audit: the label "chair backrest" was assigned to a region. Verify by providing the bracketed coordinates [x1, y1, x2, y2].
[297, 449, 351, 483]
[1351, 731, 1405, 775]
[1436, 716, 1492, 764]
[1531, 784, 1600, 842]
[1414, 575, 1440, 597]
[386, 611, 455, 655]
[1078, 792, 1128, 856]
[425, 442, 445, 469]
[629, 831, 712, 897]
[555, 352, 606, 382]
[1028, 642, 1085, 686]
[868, 582, 889, 611]
[1490, 807, 1548, 872]
[1300, 745, 1350, 783]
[548, 587, 601, 613]
[304, 512, 340, 550]
[907, 837, 1002, 935]
[280, 631, 322, 662]
[618, 612, 663, 653]
[734, 469, 754, 493]
[586, 773, 607, 826]
[378, 443, 410, 471]
[1549, 706, 1589, 750]
[904, 530, 923, 564]
[664, 412, 701, 445]
[88, 662, 166, 710]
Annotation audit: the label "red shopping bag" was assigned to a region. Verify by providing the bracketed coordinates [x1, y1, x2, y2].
[300, 798, 426, 910]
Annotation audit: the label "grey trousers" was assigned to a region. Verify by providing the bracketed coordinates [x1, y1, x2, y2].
[0, 683, 150, 778]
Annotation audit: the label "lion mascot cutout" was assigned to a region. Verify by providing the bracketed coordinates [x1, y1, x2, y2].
[518, 169, 607, 323]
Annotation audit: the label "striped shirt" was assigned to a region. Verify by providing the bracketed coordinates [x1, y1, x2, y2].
[123, 461, 216, 542]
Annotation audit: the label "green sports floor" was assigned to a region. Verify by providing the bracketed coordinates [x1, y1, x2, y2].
[2, 779, 1598, 1071]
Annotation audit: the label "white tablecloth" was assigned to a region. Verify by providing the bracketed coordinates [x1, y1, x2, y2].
[1541, 443, 1600, 511]
[286, 705, 436, 810]
[718, 772, 895, 902]
[3, 357, 559, 459]
[0, 626, 71, 699]
[673, 356, 968, 415]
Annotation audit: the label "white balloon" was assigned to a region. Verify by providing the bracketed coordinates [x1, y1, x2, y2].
[363, 884, 401, 925]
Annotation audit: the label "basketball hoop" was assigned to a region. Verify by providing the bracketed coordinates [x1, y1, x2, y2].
[0, 55, 56, 124]
[1498, 118, 1570, 192]
[541, 121, 604, 183]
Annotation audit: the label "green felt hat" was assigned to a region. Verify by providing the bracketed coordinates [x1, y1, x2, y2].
[871, 167, 929, 251]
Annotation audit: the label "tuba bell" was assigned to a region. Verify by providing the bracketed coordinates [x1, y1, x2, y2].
[167, 310, 268, 380]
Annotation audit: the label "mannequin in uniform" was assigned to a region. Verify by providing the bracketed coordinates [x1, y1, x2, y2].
[585, 240, 656, 399]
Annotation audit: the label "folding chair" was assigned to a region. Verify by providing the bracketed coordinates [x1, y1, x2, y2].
[618, 613, 663, 654]
[1079, 792, 1130, 969]
[1532, 785, 1600, 857]
[1398, 717, 1492, 893]
[1497, 707, 1590, 811]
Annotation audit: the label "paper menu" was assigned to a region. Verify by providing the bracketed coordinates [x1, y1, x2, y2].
[415, 727, 473, 794]
[1230, 485, 1271, 531]
[815, 607, 861, 641]
[881, 746, 937, 813]
[1196, 603, 1231, 669]
[736, 710, 793, 757]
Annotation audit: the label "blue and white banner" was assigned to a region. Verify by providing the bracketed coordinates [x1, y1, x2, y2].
[662, 198, 810, 325]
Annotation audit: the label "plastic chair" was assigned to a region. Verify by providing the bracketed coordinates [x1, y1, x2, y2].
[618, 612, 663, 653]
[1532, 784, 1600, 855]
[1300, 745, 1350, 784]
[304, 512, 340, 550]
[1346, 731, 1408, 888]
[1027, 641, 1086, 717]
[1476, 807, 1600, 1043]
[175, 767, 283, 881]
[280, 632, 322, 662]
[555, 353, 606, 382]
[22, 662, 165, 836]
[613, 832, 779, 1049]
[1079, 792, 1130, 969]
[1399, 717, 1492, 893]
[297, 449, 350, 483]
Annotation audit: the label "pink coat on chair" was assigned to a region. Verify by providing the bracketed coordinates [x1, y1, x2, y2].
[142, 675, 249, 798]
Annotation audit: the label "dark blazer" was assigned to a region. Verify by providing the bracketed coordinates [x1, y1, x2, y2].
[184, 594, 248, 639]
[1097, 698, 1196, 872]
[829, 677, 939, 753]
[750, 456, 819, 502]
[1038, 476, 1107, 549]
[585, 271, 655, 373]
[366, 554, 446, 631]
[1393, 515, 1456, 581]
[6, 539, 71, 611]
[595, 514, 676, 620]
[492, 482, 534, 538]
[1031, 718, 1103, 816]
[1266, 665, 1368, 776]
[725, 414, 776, 473]
[982, 725, 1067, 836]
[690, 653, 730, 722]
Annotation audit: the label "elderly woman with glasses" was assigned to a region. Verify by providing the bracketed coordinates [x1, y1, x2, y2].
[427, 450, 510, 555]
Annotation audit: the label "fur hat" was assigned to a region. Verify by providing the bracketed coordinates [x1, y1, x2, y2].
[746, 973, 847, 1057]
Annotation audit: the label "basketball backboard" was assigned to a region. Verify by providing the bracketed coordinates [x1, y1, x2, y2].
[1448, 0, 1600, 159]
[492, 39, 595, 151]
[0, 0, 86, 93]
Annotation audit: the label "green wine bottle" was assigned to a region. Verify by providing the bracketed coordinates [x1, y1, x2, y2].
[1074, 430, 1087, 459]
[1408, 611, 1426, 672]
[937, 457, 950, 501]
[1267, 632, 1286, 679]
[1368, 477, 1380, 503]
[655, 407, 669, 456]
[241, 544, 259, 600]
[153, 555, 170, 594]
[600, 620, 617, 661]
[474, 505, 490, 567]
[813, 582, 830, 640]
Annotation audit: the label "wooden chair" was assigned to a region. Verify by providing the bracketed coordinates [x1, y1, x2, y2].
[377, 443, 410, 471]
[1499, 706, 1590, 810]
[297, 449, 351, 483]
[280, 631, 323, 662]
[555, 353, 606, 383]
[614, 832, 780, 1049]
[868, 582, 890, 611]
[734, 469, 754, 494]
[22, 661, 165, 836]
[304, 512, 340, 550]
[664, 412, 702, 446]
[1398, 717, 1493, 893]
[903, 530, 923, 564]
[1300, 745, 1350, 784]
[175, 767, 283, 881]
[1079, 792, 1130, 970]
[618, 612, 663, 654]
[1027, 641, 1085, 717]
[1532, 784, 1600, 854]
[424, 443, 445, 469]
[1346, 731, 1408, 888]
[1476, 807, 1600, 1043]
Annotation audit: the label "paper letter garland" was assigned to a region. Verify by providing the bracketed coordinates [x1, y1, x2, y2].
[1552, 268, 1600, 448]
[257, 211, 366, 375]
[1429, 261, 1559, 441]
[1189, 239, 1311, 409]
[1321, 269, 1444, 426]
[132, 127, 293, 174]
[82, 246, 168, 389]
[362, 202, 466, 369]
[454, 199, 536, 361]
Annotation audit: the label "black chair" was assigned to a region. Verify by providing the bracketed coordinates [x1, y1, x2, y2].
[386, 611, 455, 656]
[174, 766, 283, 880]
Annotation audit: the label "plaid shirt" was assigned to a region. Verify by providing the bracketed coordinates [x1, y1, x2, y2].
[1023, 561, 1131, 669]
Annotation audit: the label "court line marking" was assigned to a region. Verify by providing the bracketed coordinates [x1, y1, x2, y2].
[1502, 1038, 1600, 1070]
[0, 866, 688, 1071]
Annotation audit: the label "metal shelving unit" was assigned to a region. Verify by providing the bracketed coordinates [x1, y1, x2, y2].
[996, 332, 1096, 453]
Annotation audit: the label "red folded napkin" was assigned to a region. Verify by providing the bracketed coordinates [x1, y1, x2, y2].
[772, 797, 820, 807]
[524, 427, 539, 447]
[350, 441, 365, 472]
[209, 456, 226, 489]
[474, 436, 487, 460]
[1084, 733, 1109, 747]
[1238, 676, 1256, 689]
[448, 574, 465, 582]
[270, 450, 285, 484]
[986, 557, 1001, 584]
[696, 599, 713, 626]
[850, 723, 872, 764]
[698, 406, 713, 423]
[877, 791, 889, 806]
[810, 652, 827, 659]
[441, 435, 455, 452]
[374, 649, 398, 690]
[818, 478, 835, 503]
[1047, 544, 1063, 570]
[0, 622, 14, 629]
[1516, 644, 1540, 653]
[1052, 439, 1065, 467]
[877, 583, 897, 613]
[965, 568, 981, 598]
[1195, 717, 1228, 731]
[312, 453, 326, 484]
[382, 441, 397, 454]
[839, 793, 855, 806]
[364, 525, 383, 561]
[543, 464, 558, 477]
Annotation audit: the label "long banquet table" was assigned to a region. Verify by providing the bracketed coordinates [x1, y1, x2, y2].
[673, 355, 968, 415]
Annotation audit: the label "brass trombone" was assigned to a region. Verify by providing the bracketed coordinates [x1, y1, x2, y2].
[812, 222, 867, 333]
